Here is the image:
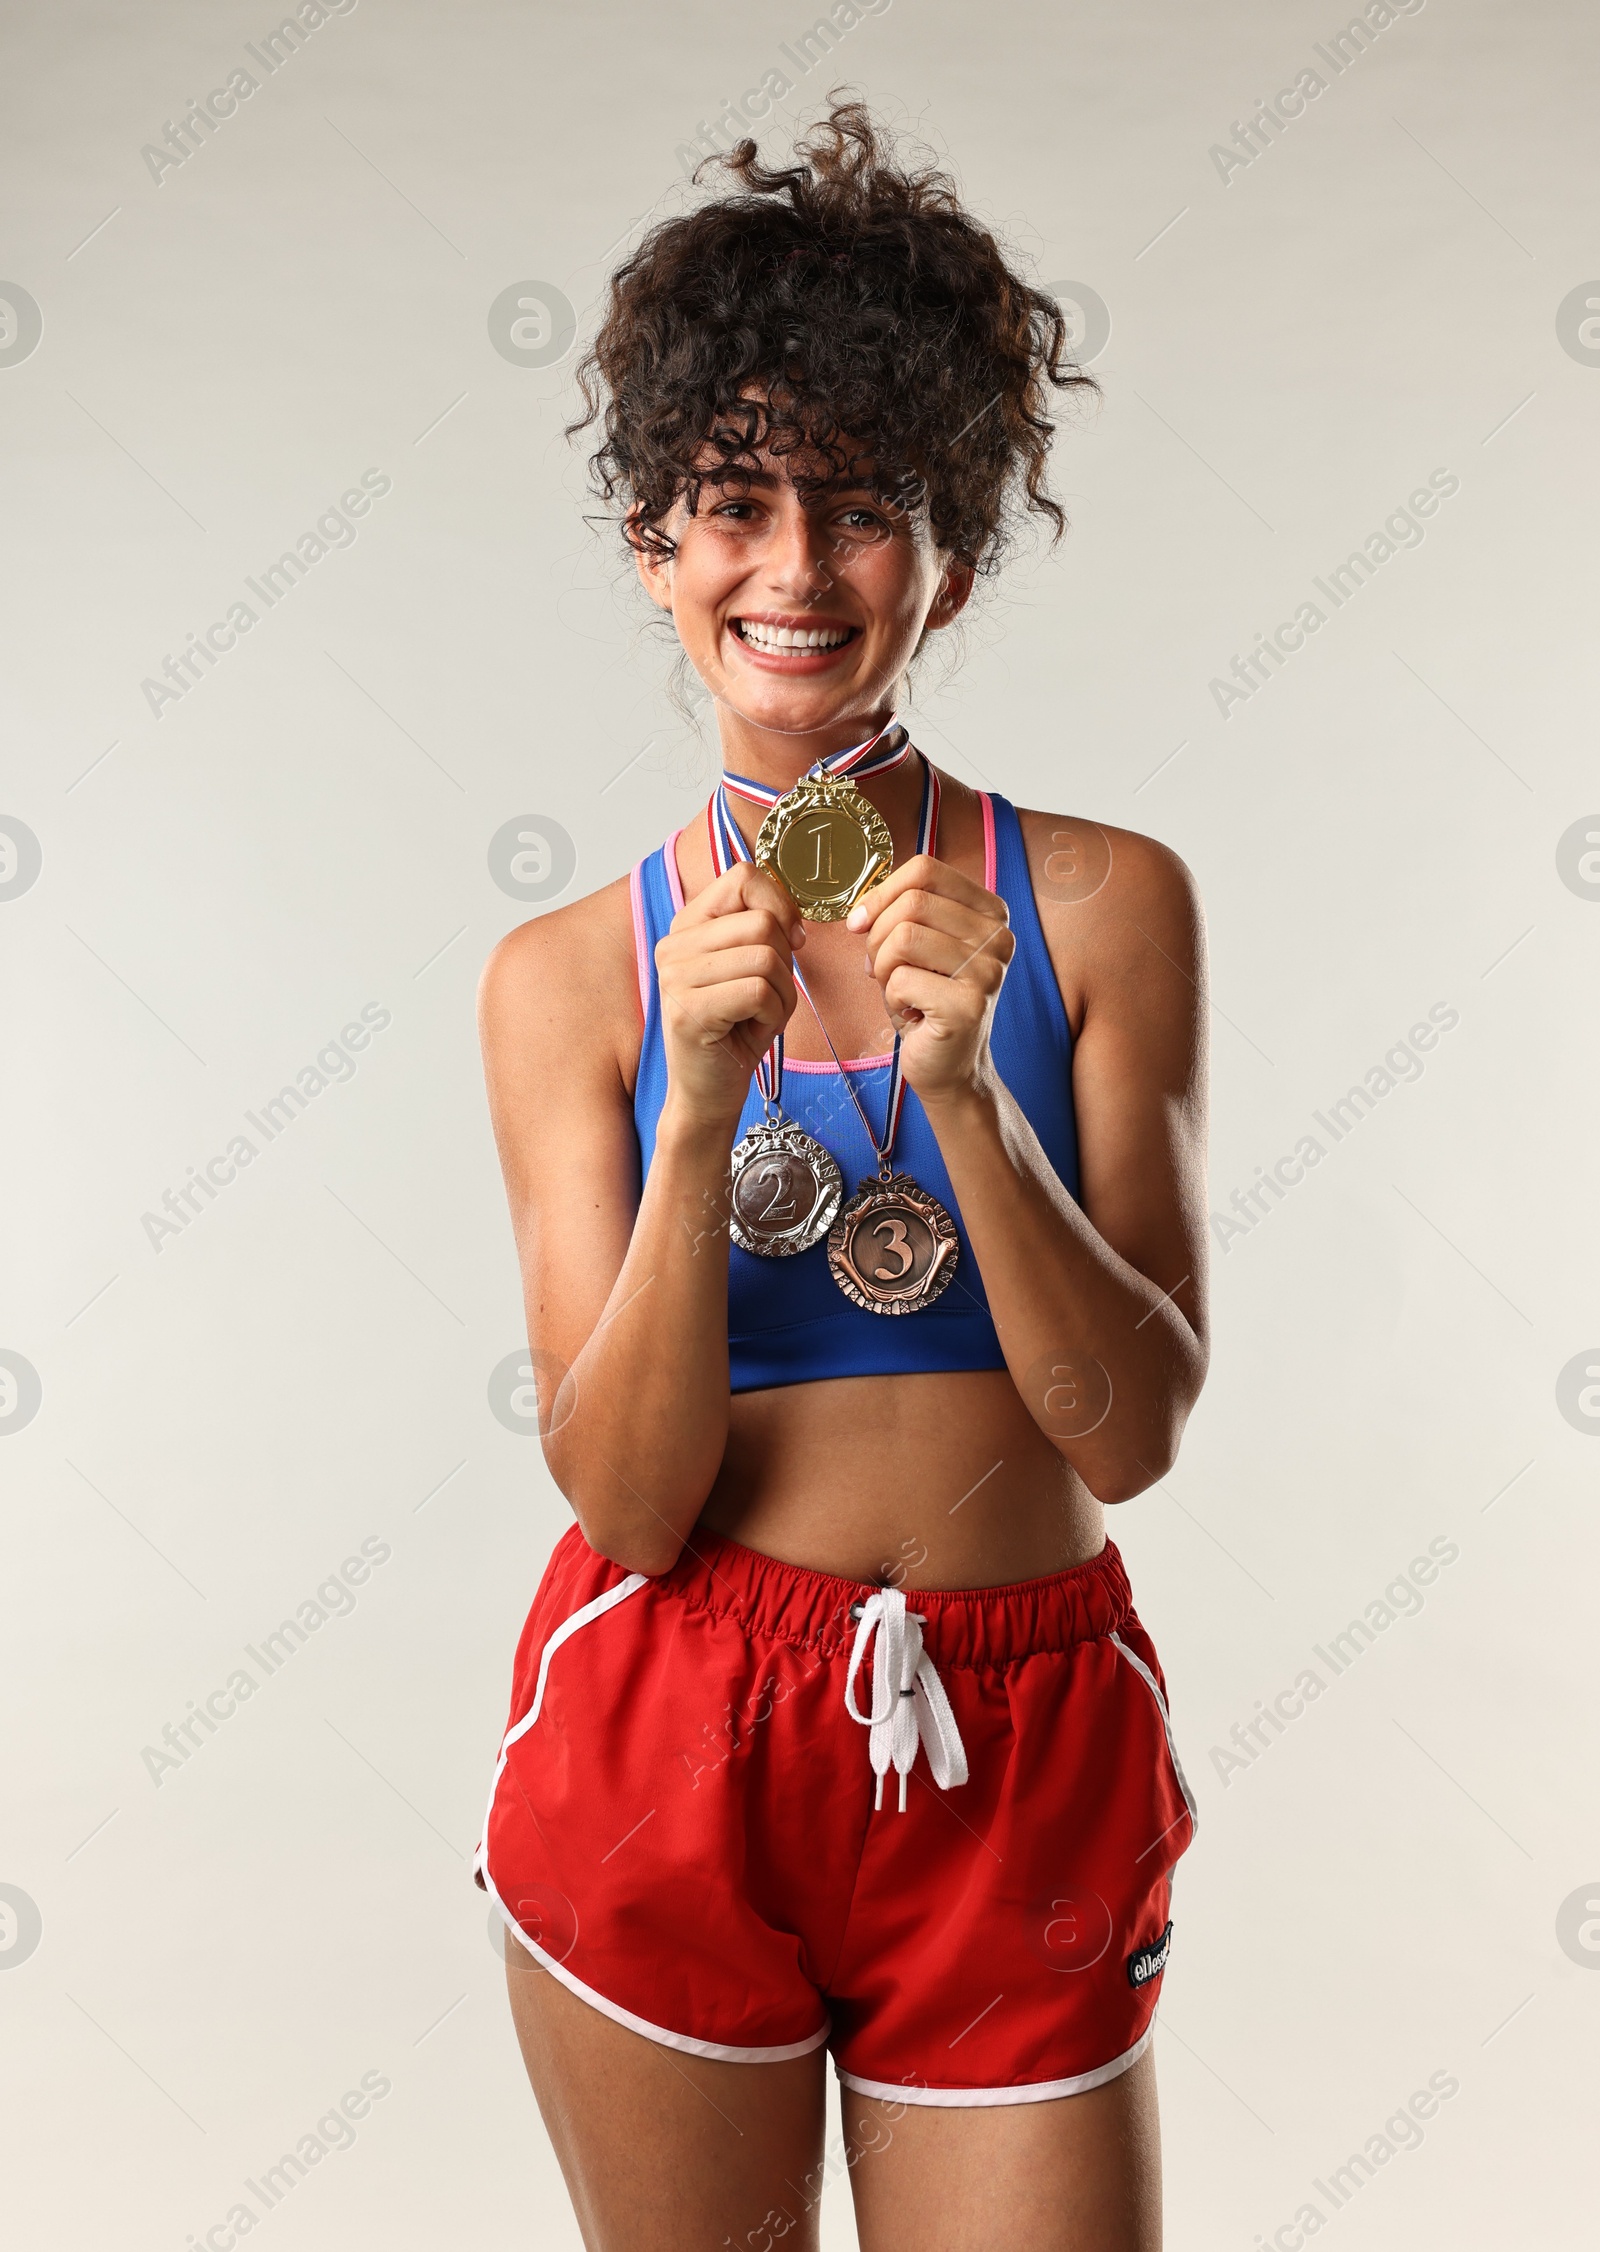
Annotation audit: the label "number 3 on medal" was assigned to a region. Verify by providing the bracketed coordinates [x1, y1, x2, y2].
[827, 1174, 960, 1314]
[870, 1217, 913, 1280]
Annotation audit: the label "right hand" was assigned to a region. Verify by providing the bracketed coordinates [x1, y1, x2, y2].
[654, 862, 806, 1132]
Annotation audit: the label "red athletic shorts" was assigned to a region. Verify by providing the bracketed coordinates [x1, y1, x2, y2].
[475, 1525, 1196, 2106]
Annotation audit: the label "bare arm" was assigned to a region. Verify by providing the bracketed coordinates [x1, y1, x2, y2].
[850, 822, 1209, 1502]
[477, 866, 803, 1572]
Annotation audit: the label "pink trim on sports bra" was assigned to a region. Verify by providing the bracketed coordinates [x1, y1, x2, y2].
[628, 863, 650, 1028]
[784, 1050, 895, 1073]
[626, 830, 687, 1035]
[981, 789, 996, 892]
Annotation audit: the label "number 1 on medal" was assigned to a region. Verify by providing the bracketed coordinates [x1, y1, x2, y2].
[802, 818, 832, 883]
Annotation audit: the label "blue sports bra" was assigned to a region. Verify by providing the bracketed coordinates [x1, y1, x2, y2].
[629, 791, 1079, 1393]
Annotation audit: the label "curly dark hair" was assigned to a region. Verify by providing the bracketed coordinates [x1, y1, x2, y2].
[570, 97, 1097, 576]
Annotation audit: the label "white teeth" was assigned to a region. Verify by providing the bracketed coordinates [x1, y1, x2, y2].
[736, 620, 852, 652]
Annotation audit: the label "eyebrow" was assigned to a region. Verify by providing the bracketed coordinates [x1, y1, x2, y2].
[697, 464, 880, 495]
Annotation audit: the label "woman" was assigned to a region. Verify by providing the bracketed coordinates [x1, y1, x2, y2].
[475, 102, 1209, 2252]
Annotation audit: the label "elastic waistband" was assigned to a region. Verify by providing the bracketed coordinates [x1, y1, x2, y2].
[649, 1526, 1133, 1670]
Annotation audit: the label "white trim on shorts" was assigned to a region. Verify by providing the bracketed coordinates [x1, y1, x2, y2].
[483, 1864, 831, 2064]
[477, 1570, 831, 2067]
[1110, 1630, 1199, 1839]
[473, 1572, 649, 1884]
[837, 2021, 1155, 2108]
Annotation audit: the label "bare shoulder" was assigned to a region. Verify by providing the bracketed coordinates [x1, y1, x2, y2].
[1014, 808, 1203, 1021]
[1014, 807, 1202, 926]
[477, 872, 641, 1095]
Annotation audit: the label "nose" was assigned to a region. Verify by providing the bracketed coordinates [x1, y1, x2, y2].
[757, 497, 836, 608]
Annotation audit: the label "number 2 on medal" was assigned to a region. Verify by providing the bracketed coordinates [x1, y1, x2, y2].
[750, 1162, 797, 1224]
[870, 1216, 913, 1278]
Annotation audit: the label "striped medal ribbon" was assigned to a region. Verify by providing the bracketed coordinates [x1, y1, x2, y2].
[706, 784, 842, 1260]
[710, 753, 960, 1314]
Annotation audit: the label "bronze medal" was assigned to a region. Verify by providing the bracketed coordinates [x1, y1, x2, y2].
[728, 1119, 844, 1258]
[827, 1172, 960, 1315]
[755, 776, 893, 922]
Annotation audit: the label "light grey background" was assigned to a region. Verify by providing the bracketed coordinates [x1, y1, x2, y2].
[3, 0, 1597, 2245]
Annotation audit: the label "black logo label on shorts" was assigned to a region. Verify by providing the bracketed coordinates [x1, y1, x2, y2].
[1127, 1921, 1173, 1988]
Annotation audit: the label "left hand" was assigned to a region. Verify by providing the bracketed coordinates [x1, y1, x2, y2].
[846, 853, 1016, 1103]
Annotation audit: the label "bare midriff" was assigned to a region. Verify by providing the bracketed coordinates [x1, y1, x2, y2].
[700, 1369, 1107, 1590]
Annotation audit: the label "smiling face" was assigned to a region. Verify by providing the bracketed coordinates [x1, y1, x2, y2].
[634, 420, 974, 756]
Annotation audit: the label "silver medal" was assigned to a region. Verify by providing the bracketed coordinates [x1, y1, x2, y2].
[728, 1117, 844, 1258]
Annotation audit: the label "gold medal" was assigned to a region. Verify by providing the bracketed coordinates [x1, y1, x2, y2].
[728, 1119, 844, 1258]
[827, 1173, 960, 1314]
[755, 776, 893, 922]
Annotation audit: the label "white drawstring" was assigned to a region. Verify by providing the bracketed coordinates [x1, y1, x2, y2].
[844, 1589, 969, 1811]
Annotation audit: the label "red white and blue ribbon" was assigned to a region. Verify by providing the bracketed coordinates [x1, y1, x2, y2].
[706, 745, 940, 1170]
[718, 715, 914, 813]
[707, 777, 783, 1109]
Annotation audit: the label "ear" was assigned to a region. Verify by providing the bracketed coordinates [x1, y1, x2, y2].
[629, 509, 675, 613]
[924, 554, 975, 634]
